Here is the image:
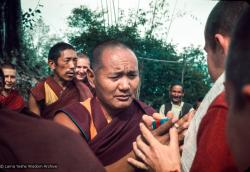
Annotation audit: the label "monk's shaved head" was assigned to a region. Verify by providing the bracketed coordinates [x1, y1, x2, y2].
[91, 40, 135, 72]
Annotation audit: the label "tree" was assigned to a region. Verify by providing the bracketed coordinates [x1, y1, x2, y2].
[0, 0, 22, 64]
[18, 16, 63, 99]
[66, 4, 210, 110]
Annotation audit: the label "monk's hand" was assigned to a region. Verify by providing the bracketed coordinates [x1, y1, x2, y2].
[177, 110, 195, 149]
[142, 113, 166, 130]
[129, 123, 181, 172]
[150, 112, 193, 146]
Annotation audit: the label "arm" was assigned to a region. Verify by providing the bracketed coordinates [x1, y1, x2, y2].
[54, 112, 81, 134]
[55, 112, 136, 172]
[28, 93, 40, 116]
[105, 151, 136, 172]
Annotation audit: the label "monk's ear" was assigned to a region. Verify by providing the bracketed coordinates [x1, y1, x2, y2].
[87, 68, 95, 88]
[48, 60, 56, 70]
[214, 34, 230, 56]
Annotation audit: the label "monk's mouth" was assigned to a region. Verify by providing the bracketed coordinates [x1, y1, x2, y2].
[66, 72, 74, 77]
[115, 95, 131, 101]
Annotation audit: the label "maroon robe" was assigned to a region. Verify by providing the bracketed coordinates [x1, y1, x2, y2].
[57, 97, 156, 166]
[0, 107, 105, 172]
[30, 76, 92, 119]
[0, 90, 25, 112]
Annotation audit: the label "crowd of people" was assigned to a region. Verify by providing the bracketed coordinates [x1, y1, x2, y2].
[1, 1, 250, 172]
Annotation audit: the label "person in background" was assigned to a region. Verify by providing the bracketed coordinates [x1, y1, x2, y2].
[75, 53, 90, 82]
[0, 68, 105, 172]
[225, 6, 250, 172]
[28, 42, 92, 119]
[0, 63, 25, 112]
[159, 83, 193, 119]
[75, 52, 95, 93]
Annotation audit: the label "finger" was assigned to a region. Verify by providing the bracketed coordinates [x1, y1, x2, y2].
[174, 122, 186, 135]
[166, 111, 174, 118]
[169, 127, 180, 151]
[136, 134, 151, 158]
[175, 115, 190, 132]
[182, 121, 189, 129]
[142, 115, 154, 130]
[133, 141, 146, 161]
[188, 110, 195, 122]
[171, 117, 178, 123]
[127, 158, 149, 170]
[139, 123, 159, 147]
[152, 113, 165, 120]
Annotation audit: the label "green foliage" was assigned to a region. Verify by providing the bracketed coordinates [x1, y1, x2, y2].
[19, 16, 62, 100]
[22, 3, 43, 30]
[66, 4, 211, 110]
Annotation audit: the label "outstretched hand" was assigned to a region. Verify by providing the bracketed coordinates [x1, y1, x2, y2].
[128, 123, 181, 172]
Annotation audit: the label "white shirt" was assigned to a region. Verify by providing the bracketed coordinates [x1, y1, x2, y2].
[181, 72, 225, 172]
[159, 102, 193, 119]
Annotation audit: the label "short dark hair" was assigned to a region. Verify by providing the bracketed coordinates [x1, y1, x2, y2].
[48, 42, 75, 62]
[205, 1, 248, 51]
[1, 63, 16, 70]
[91, 40, 132, 72]
[169, 83, 184, 93]
[226, 6, 250, 109]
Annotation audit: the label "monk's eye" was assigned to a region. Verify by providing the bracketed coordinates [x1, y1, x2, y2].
[109, 74, 121, 81]
[127, 72, 138, 79]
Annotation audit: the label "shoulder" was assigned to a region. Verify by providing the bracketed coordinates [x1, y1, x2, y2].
[197, 91, 228, 142]
[30, 77, 47, 101]
[209, 91, 227, 109]
[56, 101, 88, 118]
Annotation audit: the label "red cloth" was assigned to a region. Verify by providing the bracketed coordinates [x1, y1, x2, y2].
[0, 108, 105, 172]
[30, 76, 93, 119]
[190, 92, 238, 172]
[57, 97, 156, 166]
[0, 90, 25, 112]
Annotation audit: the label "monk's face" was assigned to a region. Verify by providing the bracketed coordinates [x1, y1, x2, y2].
[94, 47, 139, 112]
[51, 49, 77, 83]
[2, 68, 16, 90]
[75, 57, 90, 81]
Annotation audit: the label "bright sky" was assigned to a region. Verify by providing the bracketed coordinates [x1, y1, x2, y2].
[21, 0, 217, 51]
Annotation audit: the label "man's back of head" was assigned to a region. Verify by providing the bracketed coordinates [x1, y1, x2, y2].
[205, 1, 249, 51]
[225, 6, 250, 172]
[204, 1, 248, 81]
